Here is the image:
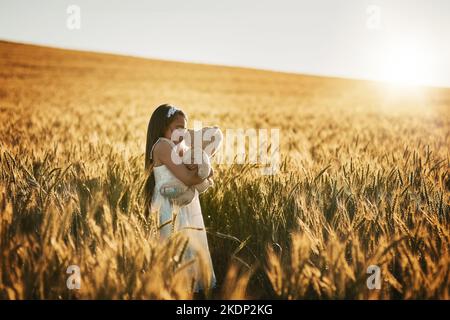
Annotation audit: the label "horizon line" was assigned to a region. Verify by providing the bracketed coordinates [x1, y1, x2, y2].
[1, 38, 449, 90]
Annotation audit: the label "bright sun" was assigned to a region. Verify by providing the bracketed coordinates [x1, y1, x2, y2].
[378, 41, 433, 87]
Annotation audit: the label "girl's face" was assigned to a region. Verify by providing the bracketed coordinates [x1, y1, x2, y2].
[164, 114, 187, 144]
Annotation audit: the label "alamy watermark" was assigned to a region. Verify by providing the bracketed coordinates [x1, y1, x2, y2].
[366, 265, 381, 290]
[366, 4, 382, 30]
[170, 121, 280, 175]
[66, 265, 81, 290]
[66, 5, 81, 30]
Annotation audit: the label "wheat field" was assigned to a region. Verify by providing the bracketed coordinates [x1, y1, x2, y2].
[0, 41, 449, 299]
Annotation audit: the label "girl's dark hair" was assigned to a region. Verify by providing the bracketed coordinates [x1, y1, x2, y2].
[144, 104, 186, 214]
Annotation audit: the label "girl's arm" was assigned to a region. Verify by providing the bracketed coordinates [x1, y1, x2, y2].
[153, 141, 204, 186]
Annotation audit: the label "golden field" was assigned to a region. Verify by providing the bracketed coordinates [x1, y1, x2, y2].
[0, 41, 449, 299]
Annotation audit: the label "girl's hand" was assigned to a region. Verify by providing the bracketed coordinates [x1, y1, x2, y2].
[186, 164, 198, 171]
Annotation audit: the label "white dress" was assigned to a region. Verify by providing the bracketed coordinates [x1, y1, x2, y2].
[150, 138, 216, 292]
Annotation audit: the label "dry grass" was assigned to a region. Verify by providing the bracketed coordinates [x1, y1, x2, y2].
[0, 41, 449, 299]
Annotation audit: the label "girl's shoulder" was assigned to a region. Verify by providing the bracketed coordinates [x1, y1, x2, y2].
[153, 138, 175, 153]
[157, 137, 175, 145]
[152, 138, 176, 162]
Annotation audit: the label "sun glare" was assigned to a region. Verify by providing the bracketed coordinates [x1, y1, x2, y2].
[378, 41, 433, 88]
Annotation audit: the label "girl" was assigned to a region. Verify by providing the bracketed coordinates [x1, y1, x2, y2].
[144, 103, 219, 293]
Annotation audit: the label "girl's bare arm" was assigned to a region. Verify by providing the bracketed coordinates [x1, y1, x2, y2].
[153, 141, 204, 186]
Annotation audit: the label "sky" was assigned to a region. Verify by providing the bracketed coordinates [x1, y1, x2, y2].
[0, 0, 449, 87]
